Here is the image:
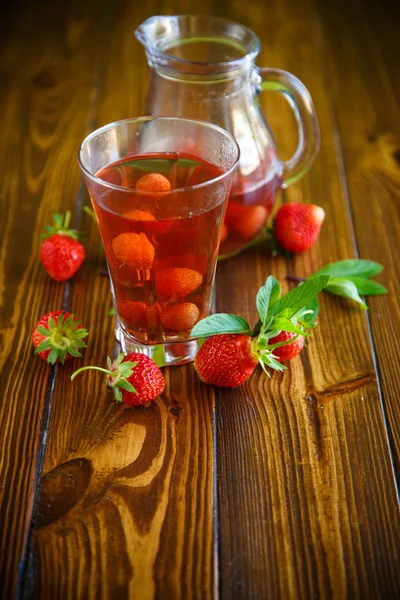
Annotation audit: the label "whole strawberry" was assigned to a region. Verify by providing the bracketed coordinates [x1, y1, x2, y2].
[274, 202, 325, 253]
[195, 334, 258, 387]
[71, 352, 165, 406]
[32, 310, 88, 364]
[267, 330, 304, 362]
[40, 211, 85, 281]
[191, 274, 329, 387]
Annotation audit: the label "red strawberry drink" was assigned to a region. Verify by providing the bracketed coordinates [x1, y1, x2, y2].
[79, 117, 239, 365]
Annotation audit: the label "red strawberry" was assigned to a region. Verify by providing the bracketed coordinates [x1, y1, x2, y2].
[123, 209, 156, 221]
[274, 202, 325, 253]
[136, 173, 171, 192]
[190, 274, 329, 387]
[160, 302, 200, 332]
[268, 330, 304, 361]
[234, 205, 267, 241]
[32, 310, 88, 364]
[194, 334, 258, 388]
[71, 352, 165, 406]
[156, 268, 202, 299]
[112, 232, 155, 269]
[224, 202, 246, 228]
[118, 300, 147, 330]
[39, 212, 85, 281]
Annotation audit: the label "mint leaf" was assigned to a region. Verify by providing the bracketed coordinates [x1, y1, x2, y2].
[325, 278, 367, 308]
[120, 158, 198, 173]
[297, 296, 320, 327]
[311, 259, 382, 279]
[191, 314, 252, 337]
[347, 277, 388, 296]
[270, 317, 309, 337]
[272, 276, 329, 319]
[256, 276, 281, 323]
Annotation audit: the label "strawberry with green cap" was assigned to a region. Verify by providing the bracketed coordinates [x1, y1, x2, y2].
[32, 310, 88, 364]
[40, 211, 85, 281]
[191, 275, 329, 388]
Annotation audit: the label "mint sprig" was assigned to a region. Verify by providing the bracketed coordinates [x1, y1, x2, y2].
[309, 259, 387, 308]
[191, 275, 329, 373]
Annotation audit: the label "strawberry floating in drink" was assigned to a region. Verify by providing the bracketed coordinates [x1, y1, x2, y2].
[160, 302, 200, 332]
[191, 274, 329, 387]
[112, 232, 155, 269]
[39, 211, 85, 282]
[155, 268, 203, 300]
[71, 352, 165, 406]
[136, 172, 171, 192]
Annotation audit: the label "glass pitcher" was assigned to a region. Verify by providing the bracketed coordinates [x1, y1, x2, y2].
[135, 15, 320, 258]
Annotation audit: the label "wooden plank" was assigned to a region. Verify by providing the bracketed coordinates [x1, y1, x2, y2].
[215, 0, 400, 597]
[31, 0, 218, 598]
[316, 0, 400, 473]
[0, 1, 108, 597]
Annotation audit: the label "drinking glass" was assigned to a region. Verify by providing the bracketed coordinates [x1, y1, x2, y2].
[79, 116, 239, 365]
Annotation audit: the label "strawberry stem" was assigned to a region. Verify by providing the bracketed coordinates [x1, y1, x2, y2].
[64, 210, 72, 230]
[71, 365, 113, 381]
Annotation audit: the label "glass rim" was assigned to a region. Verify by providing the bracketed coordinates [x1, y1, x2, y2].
[135, 15, 261, 75]
[78, 116, 240, 194]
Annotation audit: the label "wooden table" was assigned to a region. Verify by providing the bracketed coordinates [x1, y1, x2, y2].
[1, 0, 399, 598]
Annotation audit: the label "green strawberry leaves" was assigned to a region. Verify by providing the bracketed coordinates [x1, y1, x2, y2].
[71, 353, 138, 403]
[191, 314, 252, 337]
[35, 312, 88, 365]
[309, 259, 387, 307]
[41, 211, 82, 241]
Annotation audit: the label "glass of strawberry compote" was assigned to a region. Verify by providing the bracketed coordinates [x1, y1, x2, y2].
[79, 117, 239, 365]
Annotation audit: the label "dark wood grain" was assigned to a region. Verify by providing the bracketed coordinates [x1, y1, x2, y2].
[215, 0, 400, 597]
[317, 0, 400, 474]
[0, 1, 108, 597]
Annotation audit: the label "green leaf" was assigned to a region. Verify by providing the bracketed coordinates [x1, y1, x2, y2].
[311, 259, 383, 279]
[118, 379, 137, 393]
[35, 339, 52, 352]
[271, 276, 329, 319]
[191, 314, 252, 337]
[36, 326, 50, 336]
[346, 277, 388, 296]
[67, 347, 82, 358]
[259, 351, 286, 372]
[325, 278, 368, 308]
[256, 276, 281, 323]
[47, 349, 58, 365]
[108, 307, 115, 316]
[115, 388, 123, 402]
[121, 158, 198, 173]
[297, 296, 320, 326]
[270, 318, 309, 337]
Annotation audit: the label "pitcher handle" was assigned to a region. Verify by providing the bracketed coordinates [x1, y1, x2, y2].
[256, 67, 320, 188]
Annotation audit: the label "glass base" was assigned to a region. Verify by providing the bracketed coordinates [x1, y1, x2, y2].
[116, 323, 199, 367]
